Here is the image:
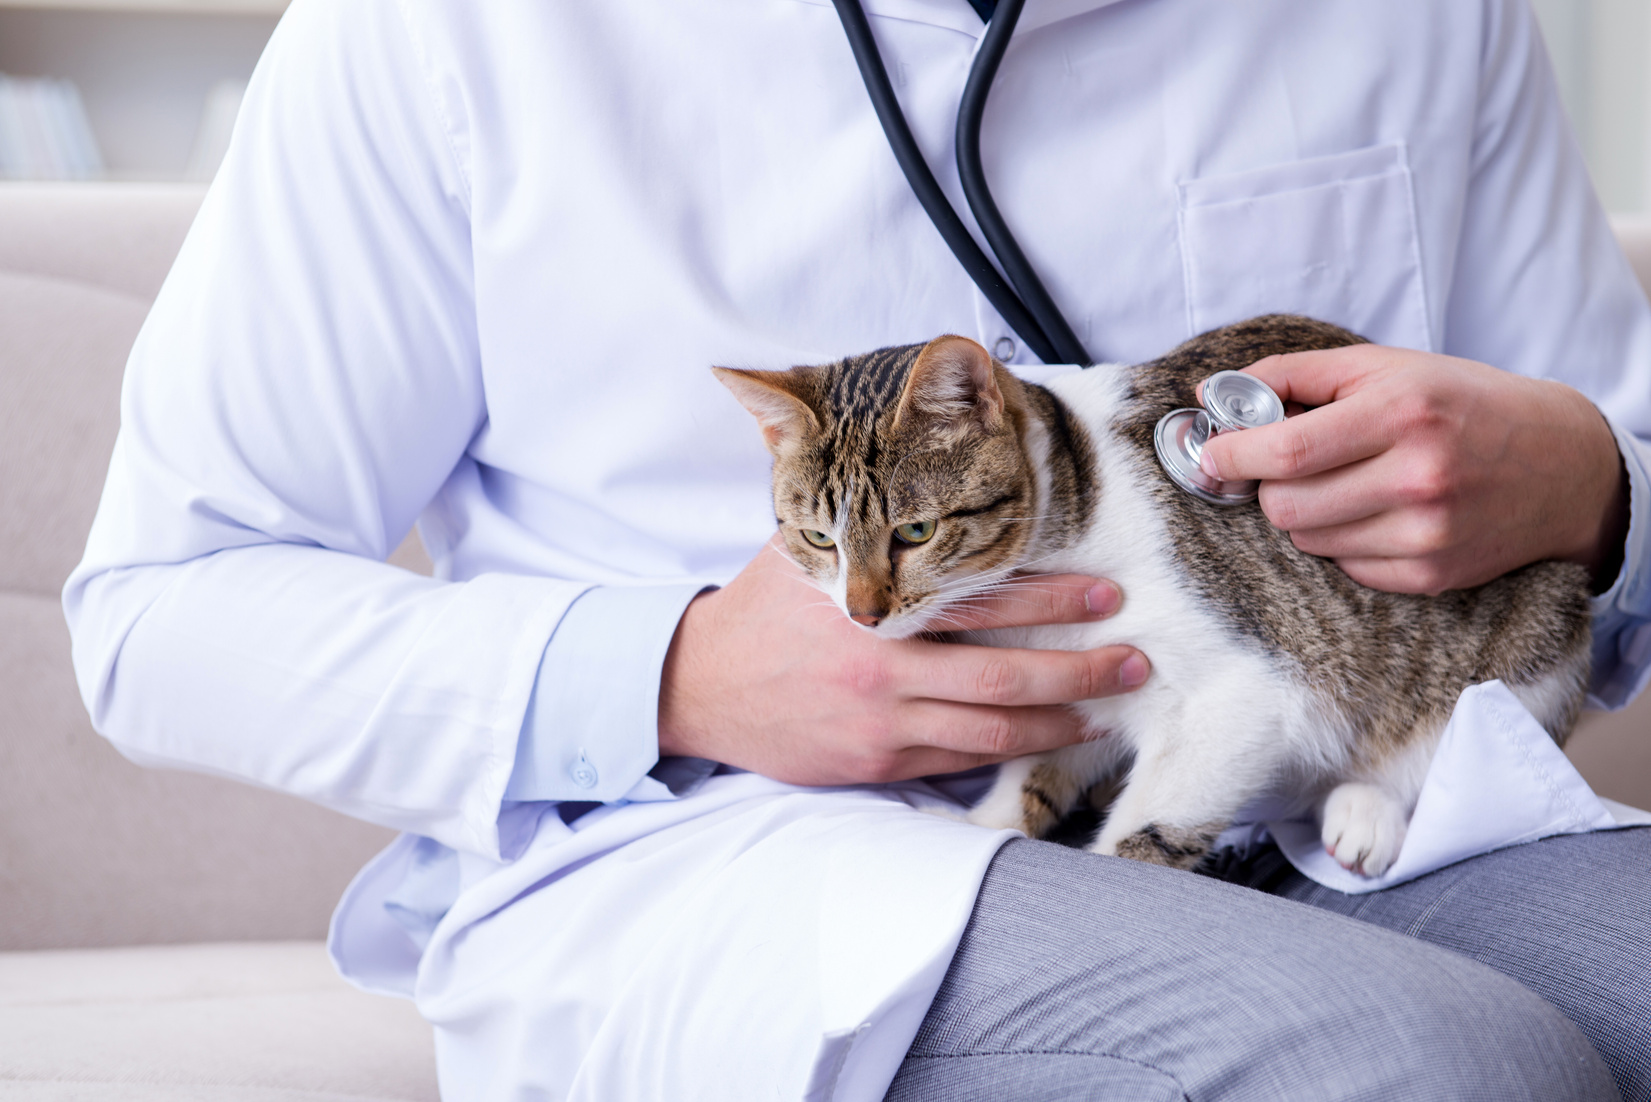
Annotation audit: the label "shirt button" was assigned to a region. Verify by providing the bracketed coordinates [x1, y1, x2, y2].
[570, 750, 598, 790]
[992, 336, 1017, 361]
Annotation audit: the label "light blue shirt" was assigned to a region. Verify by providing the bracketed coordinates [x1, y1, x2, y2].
[1590, 426, 1651, 709]
[503, 583, 709, 802]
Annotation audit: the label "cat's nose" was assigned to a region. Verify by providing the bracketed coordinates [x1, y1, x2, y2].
[849, 612, 883, 628]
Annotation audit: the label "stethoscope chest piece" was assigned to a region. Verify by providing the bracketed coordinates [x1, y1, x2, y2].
[1153, 371, 1286, 506]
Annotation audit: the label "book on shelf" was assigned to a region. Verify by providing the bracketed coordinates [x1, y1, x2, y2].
[0, 73, 104, 181]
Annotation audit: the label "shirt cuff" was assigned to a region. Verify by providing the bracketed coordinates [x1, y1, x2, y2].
[504, 582, 708, 802]
[1588, 420, 1651, 708]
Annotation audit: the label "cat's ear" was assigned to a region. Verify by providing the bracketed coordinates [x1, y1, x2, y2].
[894, 335, 1004, 435]
[712, 366, 822, 453]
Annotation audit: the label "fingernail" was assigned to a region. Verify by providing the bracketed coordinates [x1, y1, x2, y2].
[1119, 653, 1150, 688]
[1084, 581, 1121, 617]
[1199, 450, 1219, 477]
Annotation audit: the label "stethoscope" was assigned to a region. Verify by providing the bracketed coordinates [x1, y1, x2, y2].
[831, 0, 1285, 504]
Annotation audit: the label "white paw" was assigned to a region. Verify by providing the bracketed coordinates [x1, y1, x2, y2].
[1320, 783, 1408, 878]
[965, 795, 1026, 833]
[1086, 835, 1120, 857]
[966, 761, 1037, 833]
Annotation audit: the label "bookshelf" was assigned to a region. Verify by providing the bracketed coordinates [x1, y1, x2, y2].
[0, 1, 281, 179]
[0, 1, 286, 10]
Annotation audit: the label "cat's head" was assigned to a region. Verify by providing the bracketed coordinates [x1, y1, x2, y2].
[714, 335, 1038, 638]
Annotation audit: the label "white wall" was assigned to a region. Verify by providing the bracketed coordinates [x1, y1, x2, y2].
[1532, 0, 1651, 214]
[1, 2, 1648, 201]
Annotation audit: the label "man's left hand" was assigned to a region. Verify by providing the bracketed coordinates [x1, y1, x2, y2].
[1196, 344, 1629, 595]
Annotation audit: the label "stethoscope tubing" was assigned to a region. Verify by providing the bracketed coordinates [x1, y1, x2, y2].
[956, 0, 1092, 365]
[831, 0, 1094, 366]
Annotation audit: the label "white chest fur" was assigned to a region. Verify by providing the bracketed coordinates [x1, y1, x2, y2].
[966, 368, 1372, 864]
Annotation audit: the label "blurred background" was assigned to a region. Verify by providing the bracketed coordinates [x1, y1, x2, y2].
[0, 0, 1649, 958]
[0, 0, 1644, 207]
[0, 0, 279, 182]
[1532, 0, 1651, 215]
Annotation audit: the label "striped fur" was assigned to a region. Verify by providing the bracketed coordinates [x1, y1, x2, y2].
[714, 336, 1093, 636]
[717, 320, 1592, 877]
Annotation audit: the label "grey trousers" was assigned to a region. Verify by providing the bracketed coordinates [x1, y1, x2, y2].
[886, 829, 1651, 1101]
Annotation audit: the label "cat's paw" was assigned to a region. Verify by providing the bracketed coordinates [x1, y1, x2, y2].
[1320, 783, 1408, 877]
[966, 756, 1078, 837]
[965, 786, 1030, 833]
[1094, 823, 1220, 871]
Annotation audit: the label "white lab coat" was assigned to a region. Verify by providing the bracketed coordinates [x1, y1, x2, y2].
[63, 0, 1651, 1098]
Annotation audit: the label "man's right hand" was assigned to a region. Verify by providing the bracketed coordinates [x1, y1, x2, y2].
[657, 537, 1150, 785]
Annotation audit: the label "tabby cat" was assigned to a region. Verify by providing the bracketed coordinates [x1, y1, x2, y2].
[713, 316, 1590, 876]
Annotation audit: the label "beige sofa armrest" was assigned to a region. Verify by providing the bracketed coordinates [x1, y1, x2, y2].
[0, 183, 398, 951]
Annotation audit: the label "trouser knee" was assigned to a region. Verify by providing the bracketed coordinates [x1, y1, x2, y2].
[1301, 974, 1618, 1102]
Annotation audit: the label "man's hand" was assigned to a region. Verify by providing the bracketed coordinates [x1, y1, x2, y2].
[657, 538, 1150, 784]
[1197, 344, 1629, 594]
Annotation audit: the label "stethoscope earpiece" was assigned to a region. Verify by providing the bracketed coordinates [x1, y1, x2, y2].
[1153, 371, 1285, 505]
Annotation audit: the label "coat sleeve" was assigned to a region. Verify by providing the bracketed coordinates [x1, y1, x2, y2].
[1437, 0, 1651, 708]
[60, 0, 642, 857]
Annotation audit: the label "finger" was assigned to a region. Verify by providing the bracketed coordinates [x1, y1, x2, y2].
[901, 699, 1089, 760]
[1281, 512, 1426, 555]
[875, 747, 1005, 781]
[904, 643, 1150, 708]
[1331, 556, 1467, 597]
[1254, 455, 1391, 531]
[925, 574, 1122, 631]
[1283, 504, 1454, 562]
[1236, 346, 1386, 408]
[1200, 394, 1393, 483]
[1194, 376, 1313, 413]
[825, 700, 1087, 784]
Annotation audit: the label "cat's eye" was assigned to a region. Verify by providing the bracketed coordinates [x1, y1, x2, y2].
[894, 520, 937, 545]
[801, 529, 836, 549]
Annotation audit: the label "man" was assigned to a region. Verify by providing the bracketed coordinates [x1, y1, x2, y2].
[66, 1, 1650, 1097]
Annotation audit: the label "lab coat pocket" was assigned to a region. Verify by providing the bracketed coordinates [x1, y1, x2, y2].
[1178, 143, 1431, 352]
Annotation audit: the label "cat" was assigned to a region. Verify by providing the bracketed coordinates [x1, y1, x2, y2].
[713, 315, 1591, 877]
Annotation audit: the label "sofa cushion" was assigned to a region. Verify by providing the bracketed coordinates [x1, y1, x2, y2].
[0, 185, 206, 598]
[0, 184, 204, 303]
[1614, 215, 1651, 299]
[0, 941, 437, 1101]
[0, 589, 397, 951]
[0, 183, 406, 951]
[0, 270, 147, 597]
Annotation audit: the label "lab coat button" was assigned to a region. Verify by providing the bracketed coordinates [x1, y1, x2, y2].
[992, 336, 1017, 361]
[570, 750, 598, 790]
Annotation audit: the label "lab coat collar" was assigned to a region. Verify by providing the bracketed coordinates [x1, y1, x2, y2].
[788, 0, 1130, 38]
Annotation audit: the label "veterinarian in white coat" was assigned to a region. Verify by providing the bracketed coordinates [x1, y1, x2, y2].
[65, 1, 1651, 1098]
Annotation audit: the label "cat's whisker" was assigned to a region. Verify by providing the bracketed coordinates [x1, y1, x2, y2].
[724, 320, 1590, 881]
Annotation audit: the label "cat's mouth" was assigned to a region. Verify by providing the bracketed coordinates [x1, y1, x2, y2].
[802, 567, 949, 639]
[839, 598, 946, 641]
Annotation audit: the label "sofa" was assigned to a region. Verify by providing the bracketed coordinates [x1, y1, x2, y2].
[2, 183, 1649, 1098]
[0, 184, 437, 1100]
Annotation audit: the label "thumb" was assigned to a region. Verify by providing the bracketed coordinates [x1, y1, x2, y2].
[1228, 345, 1385, 409]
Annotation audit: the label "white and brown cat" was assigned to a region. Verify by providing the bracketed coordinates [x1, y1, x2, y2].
[714, 316, 1590, 876]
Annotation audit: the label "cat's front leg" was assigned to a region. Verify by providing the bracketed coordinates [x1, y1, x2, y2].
[968, 749, 1092, 838]
[1319, 783, 1408, 877]
[1094, 790, 1227, 871]
[1317, 731, 1436, 877]
[1091, 705, 1285, 871]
